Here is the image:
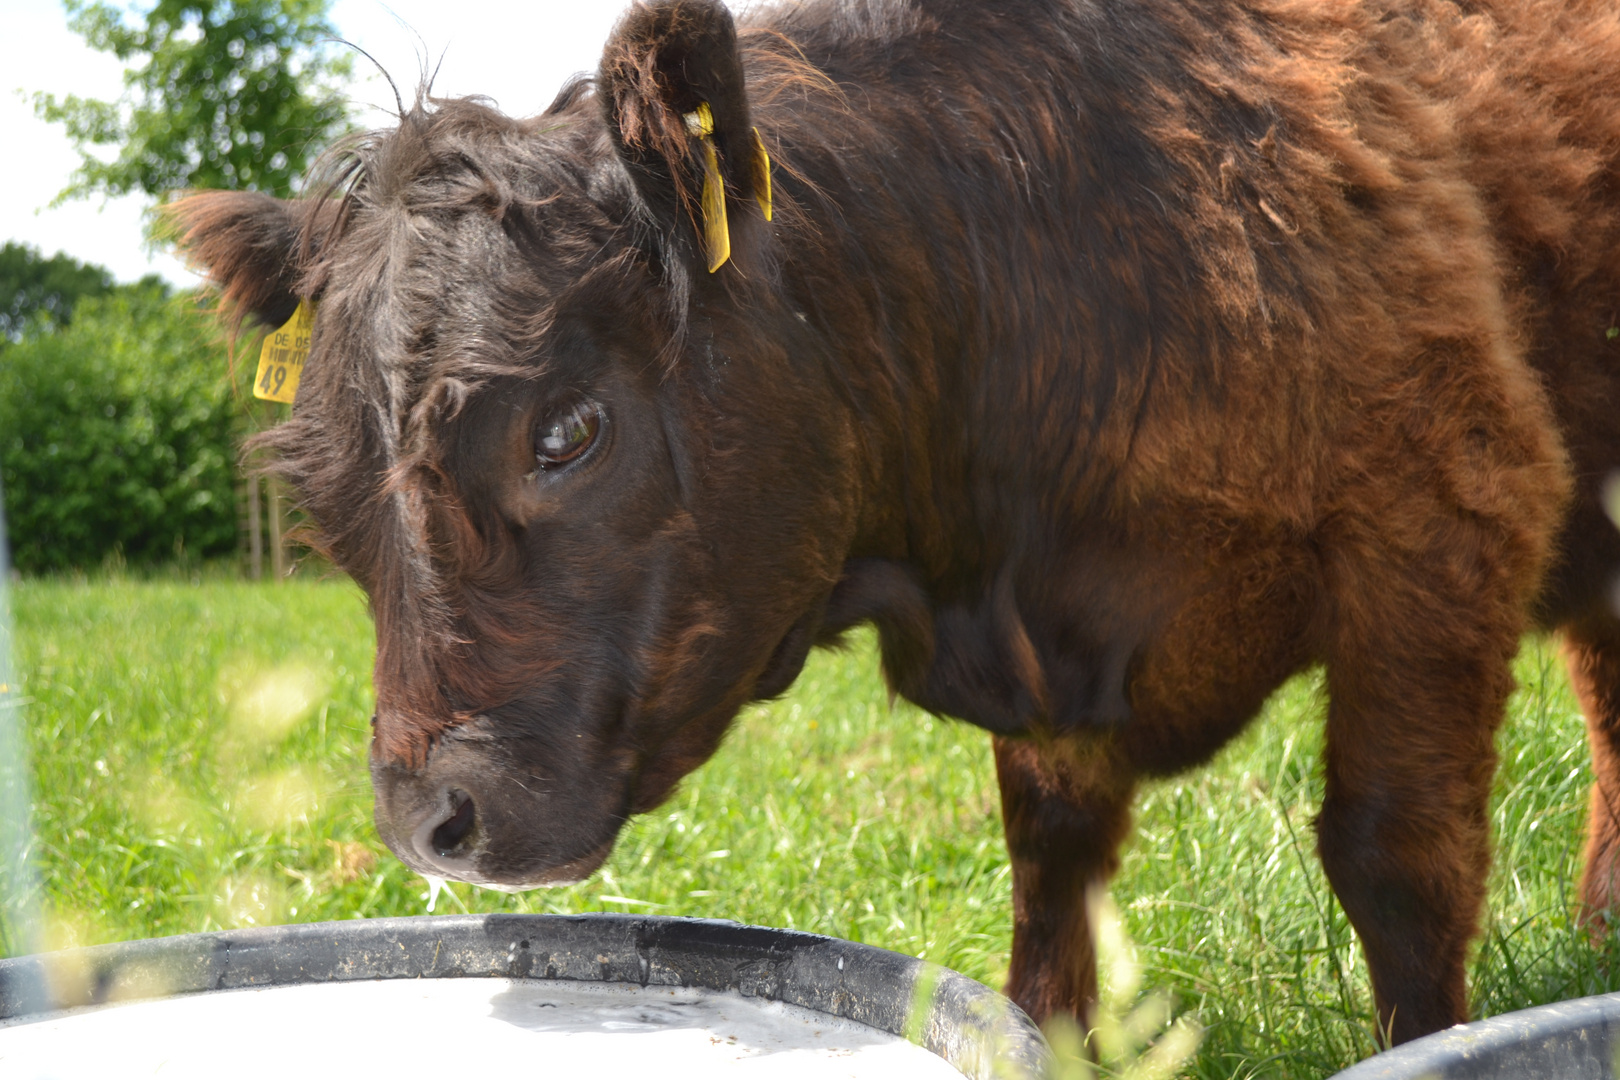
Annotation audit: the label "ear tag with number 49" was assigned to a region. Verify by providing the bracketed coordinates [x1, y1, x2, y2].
[254, 301, 314, 403]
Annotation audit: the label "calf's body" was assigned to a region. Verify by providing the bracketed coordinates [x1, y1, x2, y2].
[172, 0, 1620, 1047]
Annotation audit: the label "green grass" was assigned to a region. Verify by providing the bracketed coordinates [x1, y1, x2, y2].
[5, 576, 1617, 1078]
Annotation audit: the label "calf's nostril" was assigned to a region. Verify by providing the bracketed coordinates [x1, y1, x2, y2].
[430, 789, 478, 856]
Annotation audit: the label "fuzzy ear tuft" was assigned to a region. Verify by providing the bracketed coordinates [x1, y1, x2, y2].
[598, 0, 767, 270]
[163, 191, 330, 333]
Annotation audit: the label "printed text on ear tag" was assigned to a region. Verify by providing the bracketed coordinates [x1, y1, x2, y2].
[254, 300, 313, 403]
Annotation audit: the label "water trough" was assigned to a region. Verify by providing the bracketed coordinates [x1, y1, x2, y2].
[0, 912, 1050, 1079]
[1331, 992, 1620, 1080]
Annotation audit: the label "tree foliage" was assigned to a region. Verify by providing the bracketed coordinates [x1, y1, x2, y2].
[35, 0, 351, 202]
[0, 242, 116, 340]
[0, 284, 248, 573]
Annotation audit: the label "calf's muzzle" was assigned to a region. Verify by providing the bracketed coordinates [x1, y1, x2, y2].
[370, 716, 626, 890]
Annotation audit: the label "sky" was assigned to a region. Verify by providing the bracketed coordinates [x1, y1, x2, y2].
[0, 0, 672, 286]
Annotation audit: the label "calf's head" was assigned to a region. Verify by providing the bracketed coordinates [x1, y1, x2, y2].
[170, 1, 861, 889]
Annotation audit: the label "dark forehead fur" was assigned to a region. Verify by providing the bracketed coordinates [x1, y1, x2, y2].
[268, 94, 623, 546]
[262, 9, 841, 580]
[308, 88, 636, 405]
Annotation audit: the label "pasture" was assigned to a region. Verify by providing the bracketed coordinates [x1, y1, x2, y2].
[6, 575, 1618, 1078]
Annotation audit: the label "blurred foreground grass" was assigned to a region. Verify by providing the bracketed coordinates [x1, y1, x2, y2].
[6, 577, 1618, 1078]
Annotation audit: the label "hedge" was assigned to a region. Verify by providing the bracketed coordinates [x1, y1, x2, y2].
[0, 284, 250, 573]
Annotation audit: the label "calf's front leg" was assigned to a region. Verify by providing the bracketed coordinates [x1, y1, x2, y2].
[1316, 552, 1523, 1044]
[993, 734, 1136, 1027]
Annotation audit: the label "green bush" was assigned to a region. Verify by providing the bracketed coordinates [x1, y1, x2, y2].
[0, 284, 247, 573]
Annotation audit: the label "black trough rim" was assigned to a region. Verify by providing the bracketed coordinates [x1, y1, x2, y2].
[1331, 991, 1620, 1080]
[0, 913, 1050, 1080]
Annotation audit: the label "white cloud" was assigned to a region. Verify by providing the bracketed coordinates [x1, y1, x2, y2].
[0, 0, 661, 286]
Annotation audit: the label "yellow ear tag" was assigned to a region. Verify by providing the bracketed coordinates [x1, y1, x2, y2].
[697, 139, 730, 272]
[752, 127, 772, 222]
[254, 300, 314, 403]
[683, 102, 730, 273]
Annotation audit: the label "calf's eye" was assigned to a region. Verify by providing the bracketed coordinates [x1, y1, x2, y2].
[534, 399, 604, 469]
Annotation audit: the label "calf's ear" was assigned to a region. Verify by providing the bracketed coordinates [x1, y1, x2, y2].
[162, 190, 327, 331]
[598, 0, 769, 272]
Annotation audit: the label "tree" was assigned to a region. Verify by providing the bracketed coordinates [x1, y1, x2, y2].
[0, 243, 115, 340]
[35, 0, 352, 203]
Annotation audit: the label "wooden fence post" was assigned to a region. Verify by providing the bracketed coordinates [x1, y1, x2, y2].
[247, 473, 263, 580]
[268, 473, 287, 582]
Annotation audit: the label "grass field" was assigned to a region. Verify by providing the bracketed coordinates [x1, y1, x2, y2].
[5, 575, 1619, 1078]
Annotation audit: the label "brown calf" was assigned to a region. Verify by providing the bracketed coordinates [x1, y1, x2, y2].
[169, 0, 1620, 1046]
